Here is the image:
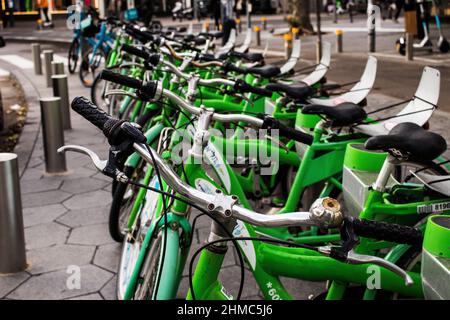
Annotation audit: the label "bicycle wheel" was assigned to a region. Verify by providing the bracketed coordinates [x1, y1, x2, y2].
[132, 228, 181, 300]
[68, 38, 80, 74]
[91, 72, 107, 108]
[109, 163, 146, 242]
[79, 48, 106, 88]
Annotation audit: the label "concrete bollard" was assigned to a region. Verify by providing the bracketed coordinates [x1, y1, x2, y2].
[261, 17, 267, 30]
[284, 33, 293, 59]
[51, 61, 65, 75]
[40, 97, 67, 174]
[52, 75, 72, 130]
[43, 50, 54, 88]
[406, 33, 414, 61]
[336, 29, 343, 53]
[254, 26, 261, 46]
[0, 153, 27, 274]
[31, 43, 42, 75]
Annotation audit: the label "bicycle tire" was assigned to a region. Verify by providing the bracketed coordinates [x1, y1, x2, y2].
[68, 38, 80, 74]
[109, 165, 143, 242]
[79, 48, 106, 88]
[117, 228, 181, 300]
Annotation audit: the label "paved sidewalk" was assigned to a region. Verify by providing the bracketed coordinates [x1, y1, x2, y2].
[0, 43, 118, 300]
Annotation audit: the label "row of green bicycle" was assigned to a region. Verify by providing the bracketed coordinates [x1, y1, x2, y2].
[63, 20, 450, 300]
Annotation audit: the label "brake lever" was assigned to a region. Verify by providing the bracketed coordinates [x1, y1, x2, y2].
[318, 246, 414, 286]
[58, 145, 107, 172]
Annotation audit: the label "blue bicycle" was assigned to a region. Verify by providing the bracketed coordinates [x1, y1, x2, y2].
[67, 6, 99, 74]
[78, 20, 115, 87]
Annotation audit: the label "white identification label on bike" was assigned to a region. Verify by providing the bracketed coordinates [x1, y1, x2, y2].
[233, 221, 257, 270]
[417, 201, 450, 214]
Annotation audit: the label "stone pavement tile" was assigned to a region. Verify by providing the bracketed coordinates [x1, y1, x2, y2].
[219, 266, 260, 299]
[61, 178, 109, 194]
[243, 295, 263, 300]
[23, 203, 68, 228]
[65, 151, 99, 167]
[0, 272, 30, 299]
[56, 206, 109, 228]
[100, 275, 117, 300]
[279, 278, 326, 300]
[91, 172, 113, 182]
[21, 190, 72, 208]
[178, 276, 190, 298]
[27, 244, 96, 275]
[27, 157, 44, 169]
[6, 265, 113, 300]
[20, 168, 44, 181]
[20, 178, 62, 194]
[63, 190, 112, 210]
[67, 293, 104, 300]
[68, 223, 115, 246]
[23, 203, 67, 216]
[52, 167, 98, 181]
[93, 243, 121, 273]
[25, 222, 70, 250]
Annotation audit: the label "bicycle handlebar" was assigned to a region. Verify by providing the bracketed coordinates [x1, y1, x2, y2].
[261, 116, 314, 146]
[100, 69, 142, 89]
[350, 218, 423, 246]
[234, 80, 273, 98]
[98, 70, 314, 143]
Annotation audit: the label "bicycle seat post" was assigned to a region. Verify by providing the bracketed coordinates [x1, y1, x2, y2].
[373, 156, 397, 192]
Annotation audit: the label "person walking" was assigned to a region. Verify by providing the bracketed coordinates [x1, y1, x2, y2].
[394, 0, 405, 22]
[37, 0, 50, 23]
[6, 0, 14, 27]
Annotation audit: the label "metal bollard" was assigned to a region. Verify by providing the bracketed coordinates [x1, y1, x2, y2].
[284, 33, 293, 59]
[261, 17, 267, 30]
[406, 33, 414, 61]
[40, 97, 67, 174]
[0, 153, 27, 274]
[43, 50, 54, 88]
[52, 75, 72, 130]
[368, 28, 376, 53]
[254, 26, 261, 46]
[336, 29, 343, 53]
[31, 43, 42, 75]
[0, 89, 3, 133]
[51, 61, 65, 75]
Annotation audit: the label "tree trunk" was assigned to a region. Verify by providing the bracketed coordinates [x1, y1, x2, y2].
[290, 0, 313, 32]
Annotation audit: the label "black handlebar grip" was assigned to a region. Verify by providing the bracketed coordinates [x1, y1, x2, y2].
[121, 44, 150, 60]
[223, 62, 248, 74]
[351, 218, 423, 246]
[100, 70, 142, 90]
[234, 80, 273, 98]
[71, 96, 122, 138]
[249, 86, 273, 98]
[124, 26, 154, 44]
[261, 116, 313, 145]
